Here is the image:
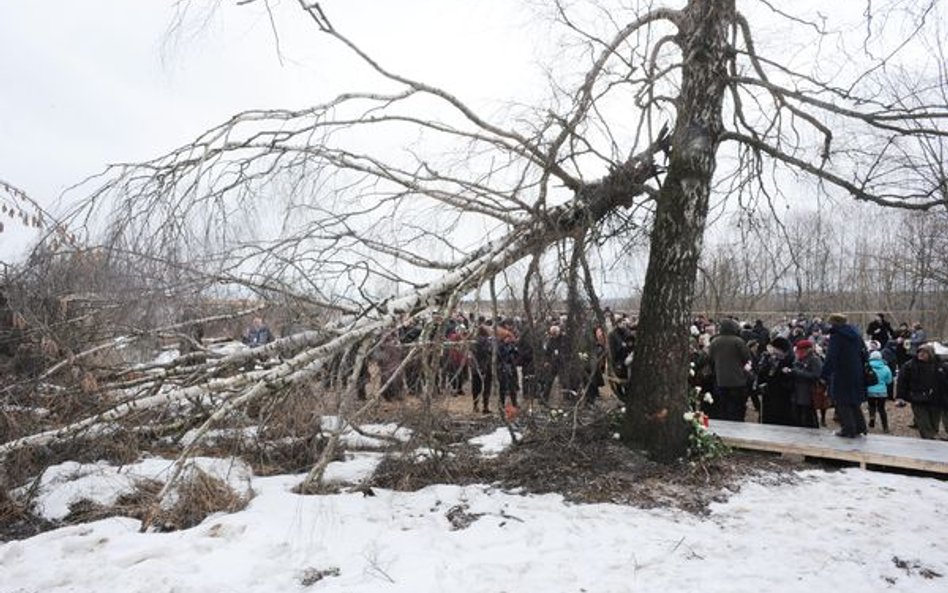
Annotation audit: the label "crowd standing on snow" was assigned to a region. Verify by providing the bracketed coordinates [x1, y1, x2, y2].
[248, 308, 946, 439]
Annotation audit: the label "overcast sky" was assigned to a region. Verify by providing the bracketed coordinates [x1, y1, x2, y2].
[1, 1, 932, 271]
[0, 0, 545, 263]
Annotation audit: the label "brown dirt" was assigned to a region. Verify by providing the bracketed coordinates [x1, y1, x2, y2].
[368, 399, 806, 515]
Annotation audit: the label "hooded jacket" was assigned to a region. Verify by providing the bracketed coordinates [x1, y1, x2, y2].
[708, 318, 751, 388]
[867, 357, 893, 398]
[820, 323, 868, 405]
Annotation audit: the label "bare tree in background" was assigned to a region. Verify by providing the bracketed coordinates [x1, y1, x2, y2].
[3, 0, 947, 465]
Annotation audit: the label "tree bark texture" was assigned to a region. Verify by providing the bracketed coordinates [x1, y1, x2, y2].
[625, 0, 734, 461]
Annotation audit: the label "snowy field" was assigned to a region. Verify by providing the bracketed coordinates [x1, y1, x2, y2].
[2, 427, 947, 593]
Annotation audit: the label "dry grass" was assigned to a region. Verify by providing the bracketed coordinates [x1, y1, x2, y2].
[59, 471, 250, 533]
[155, 470, 249, 532]
[0, 487, 53, 542]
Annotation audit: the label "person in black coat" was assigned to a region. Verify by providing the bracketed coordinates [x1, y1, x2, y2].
[608, 320, 635, 401]
[470, 325, 494, 413]
[789, 339, 822, 428]
[518, 327, 537, 404]
[497, 332, 520, 409]
[820, 313, 868, 438]
[752, 319, 771, 348]
[866, 313, 894, 348]
[758, 336, 795, 426]
[896, 344, 948, 439]
[539, 325, 566, 405]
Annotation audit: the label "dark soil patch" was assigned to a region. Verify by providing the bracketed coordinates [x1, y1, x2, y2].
[370, 411, 805, 514]
[0, 488, 54, 543]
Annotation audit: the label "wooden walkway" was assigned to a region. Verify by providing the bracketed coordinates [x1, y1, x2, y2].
[710, 420, 948, 475]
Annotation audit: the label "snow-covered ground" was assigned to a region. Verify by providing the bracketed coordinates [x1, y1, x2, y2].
[3, 428, 947, 593]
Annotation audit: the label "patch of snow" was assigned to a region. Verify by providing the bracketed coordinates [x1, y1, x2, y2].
[323, 452, 385, 484]
[468, 427, 519, 457]
[4, 469, 948, 592]
[208, 341, 249, 357]
[319, 417, 413, 450]
[19, 457, 253, 522]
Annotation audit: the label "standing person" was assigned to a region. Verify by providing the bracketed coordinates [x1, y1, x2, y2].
[896, 344, 948, 439]
[707, 318, 752, 421]
[866, 350, 894, 433]
[241, 315, 275, 371]
[608, 318, 635, 401]
[820, 313, 868, 438]
[470, 324, 493, 414]
[443, 323, 468, 396]
[376, 330, 404, 401]
[758, 337, 795, 426]
[583, 324, 607, 406]
[751, 319, 770, 348]
[539, 324, 566, 405]
[866, 313, 894, 348]
[790, 339, 822, 428]
[518, 326, 538, 405]
[398, 318, 424, 395]
[497, 330, 520, 413]
[243, 316, 274, 347]
[909, 322, 928, 356]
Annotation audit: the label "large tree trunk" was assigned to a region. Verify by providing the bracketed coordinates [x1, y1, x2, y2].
[625, 0, 734, 461]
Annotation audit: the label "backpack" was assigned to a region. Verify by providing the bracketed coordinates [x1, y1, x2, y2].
[862, 350, 879, 386]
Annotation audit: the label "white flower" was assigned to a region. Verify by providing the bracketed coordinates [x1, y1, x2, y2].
[612, 432, 621, 440]
[703, 393, 714, 404]
[619, 406, 626, 414]
[694, 386, 702, 393]
[689, 369, 695, 377]
[683, 411, 695, 422]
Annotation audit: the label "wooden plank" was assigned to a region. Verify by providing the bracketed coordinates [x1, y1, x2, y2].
[709, 420, 948, 474]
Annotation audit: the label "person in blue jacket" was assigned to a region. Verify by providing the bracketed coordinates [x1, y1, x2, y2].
[820, 313, 868, 438]
[866, 350, 894, 433]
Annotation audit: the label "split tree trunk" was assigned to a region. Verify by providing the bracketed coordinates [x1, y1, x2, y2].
[625, 0, 734, 461]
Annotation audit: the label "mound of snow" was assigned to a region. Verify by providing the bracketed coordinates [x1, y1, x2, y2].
[20, 457, 253, 521]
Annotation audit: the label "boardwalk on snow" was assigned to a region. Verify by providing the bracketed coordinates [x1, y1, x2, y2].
[710, 420, 948, 475]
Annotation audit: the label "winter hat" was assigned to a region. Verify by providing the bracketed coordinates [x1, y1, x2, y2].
[771, 336, 791, 352]
[794, 339, 813, 351]
[869, 351, 882, 360]
[918, 343, 936, 358]
[827, 313, 847, 325]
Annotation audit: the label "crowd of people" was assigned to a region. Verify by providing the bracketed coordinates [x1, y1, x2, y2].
[692, 312, 948, 439]
[241, 308, 947, 440]
[371, 312, 615, 415]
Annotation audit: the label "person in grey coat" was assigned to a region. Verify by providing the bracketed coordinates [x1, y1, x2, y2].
[708, 318, 752, 422]
[790, 339, 822, 428]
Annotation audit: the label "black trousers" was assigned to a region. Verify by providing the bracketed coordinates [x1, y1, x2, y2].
[867, 398, 888, 431]
[718, 386, 748, 422]
[471, 368, 492, 410]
